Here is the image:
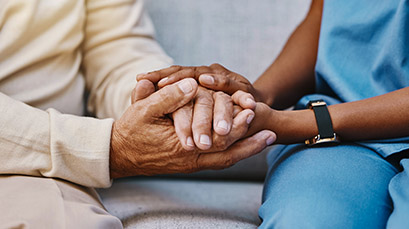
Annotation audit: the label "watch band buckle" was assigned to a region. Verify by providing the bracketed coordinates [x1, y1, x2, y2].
[305, 133, 340, 146]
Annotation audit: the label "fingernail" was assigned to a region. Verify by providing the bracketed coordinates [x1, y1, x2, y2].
[199, 134, 211, 146]
[266, 134, 276, 145]
[200, 74, 215, 85]
[186, 137, 194, 147]
[178, 80, 193, 94]
[246, 114, 254, 124]
[217, 120, 229, 131]
[158, 77, 169, 85]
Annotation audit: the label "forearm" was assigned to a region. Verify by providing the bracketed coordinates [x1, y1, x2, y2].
[0, 93, 113, 188]
[83, 0, 172, 119]
[253, 0, 323, 109]
[266, 87, 409, 144]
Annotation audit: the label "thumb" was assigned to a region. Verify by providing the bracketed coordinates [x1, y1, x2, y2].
[131, 79, 156, 104]
[141, 78, 198, 117]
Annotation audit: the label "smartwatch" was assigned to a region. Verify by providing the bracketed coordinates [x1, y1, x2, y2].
[305, 100, 340, 145]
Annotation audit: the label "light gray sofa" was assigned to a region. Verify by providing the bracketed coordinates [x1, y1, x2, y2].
[97, 1, 309, 228]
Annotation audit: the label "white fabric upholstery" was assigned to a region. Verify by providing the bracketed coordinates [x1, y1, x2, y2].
[99, 178, 263, 228]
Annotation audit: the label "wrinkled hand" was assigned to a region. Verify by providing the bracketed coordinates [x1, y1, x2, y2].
[137, 64, 265, 102]
[172, 86, 257, 151]
[109, 79, 276, 179]
[137, 64, 262, 150]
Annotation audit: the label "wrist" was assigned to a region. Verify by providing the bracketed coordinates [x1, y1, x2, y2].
[252, 86, 274, 106]
[270, 109, 318, 144]
[109, 122, 131, 179]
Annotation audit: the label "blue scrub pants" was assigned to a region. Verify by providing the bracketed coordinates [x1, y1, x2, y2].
[259, 144, 409, 228]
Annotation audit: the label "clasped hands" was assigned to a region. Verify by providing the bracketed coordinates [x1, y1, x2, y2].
[109, 64, 276, 179]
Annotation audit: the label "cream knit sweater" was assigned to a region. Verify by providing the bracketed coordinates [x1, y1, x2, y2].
[0, 0, 172, 187]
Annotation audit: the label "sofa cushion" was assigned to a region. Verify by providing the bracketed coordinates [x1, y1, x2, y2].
[98, 178, 264, 228]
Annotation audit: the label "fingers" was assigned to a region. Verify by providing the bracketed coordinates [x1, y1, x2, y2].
[137, 65, 182, 83]
[243, 102, 275, 139]
[158, 68, 195, 87]
[172, 102, 195, 151]
[176, 90, 252, 152]
[138, 64, 254, 101]
[192, 87, 214, 150]
[138, 65, 213, 88]
[131, 80, 156, 104]
[157, 68, 194, 87]
[233, 105, 243, 117]
[157, 66, 211, 88]
[198, 73, 248, 96]
[210, 108, 255, 151]
[231, 90, 256, 110]
[196, 130, 276, 170]
[140, 78, 198, 118]
[213, 91, 233, 136]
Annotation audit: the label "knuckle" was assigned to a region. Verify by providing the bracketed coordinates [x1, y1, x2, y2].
[171, 65, 182, 70]
[134, 104, 149, 117]
[236, 90, 245, 95]
[148, 71, 159, 78]
[210, 63, 221, 68]
[192, 119, 211, 131]
[185, 68, 195, 75]
[212, 135, 230, 151]
[195, 99, 214, 110]
[233, 90, 246, 100]
[196, 66, 210, 75]
[192, 66, 199, 76]
[213, 91, 225, 100]
[219, 92, 232, 102]
[196, 92, 214, 105]
[218, 76, 230, 87]
[213, 140, 229, 151]
[223, 156, 236, 168]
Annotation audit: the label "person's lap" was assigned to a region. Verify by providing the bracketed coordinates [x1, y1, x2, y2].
[259, 143, 409, 228]
[3, 144, 408, 228]
[0, 175, 122, 228]
[387, 158, 409, 228]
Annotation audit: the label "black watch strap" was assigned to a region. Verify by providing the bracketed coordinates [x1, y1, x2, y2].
[305, 100, 339, 145]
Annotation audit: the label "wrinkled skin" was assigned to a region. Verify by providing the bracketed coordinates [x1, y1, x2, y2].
[109, 79, 276, 178]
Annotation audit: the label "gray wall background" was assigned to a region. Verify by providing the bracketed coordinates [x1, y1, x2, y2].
[145, 0, 310, 82]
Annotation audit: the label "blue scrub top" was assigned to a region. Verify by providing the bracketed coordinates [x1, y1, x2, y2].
[297, 0, 409, 157]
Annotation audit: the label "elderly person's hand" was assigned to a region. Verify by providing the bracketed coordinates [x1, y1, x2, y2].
[171, 86, 257, 151]
[138, 65, 260, 151]
[109, 79, 276, 179]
